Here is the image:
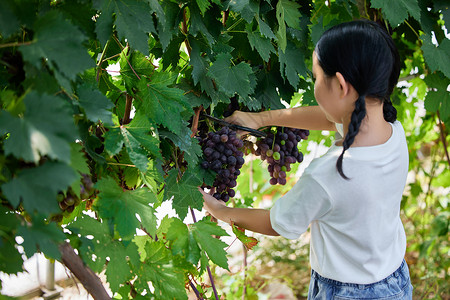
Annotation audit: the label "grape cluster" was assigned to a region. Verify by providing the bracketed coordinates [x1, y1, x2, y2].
[199, 126, 244, 202]
[54, 173, 95, 220]
[255, 127, 309, 185]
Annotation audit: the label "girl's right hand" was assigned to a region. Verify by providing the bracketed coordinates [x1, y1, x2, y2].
[224, 111, 265, 134]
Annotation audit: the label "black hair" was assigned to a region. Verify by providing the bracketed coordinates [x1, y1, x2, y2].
[315, 20, 401, 179]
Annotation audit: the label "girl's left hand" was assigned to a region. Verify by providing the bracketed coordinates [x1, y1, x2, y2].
[198, 187, 226, 219]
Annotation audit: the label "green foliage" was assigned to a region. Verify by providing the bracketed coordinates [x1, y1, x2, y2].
[0, 0, 448, 299]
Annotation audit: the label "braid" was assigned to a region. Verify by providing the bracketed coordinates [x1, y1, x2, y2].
[383, 97, 397, 122]
[336, 95, 367, 179]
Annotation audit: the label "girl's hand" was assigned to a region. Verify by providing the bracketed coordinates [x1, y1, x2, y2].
[198, 187, 227, 220]
[224, 111, 265, 135]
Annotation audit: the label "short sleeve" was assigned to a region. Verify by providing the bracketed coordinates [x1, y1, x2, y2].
[270, 175, 332, 239]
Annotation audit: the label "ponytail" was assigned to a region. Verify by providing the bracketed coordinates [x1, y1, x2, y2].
[336, 95, 367, 179]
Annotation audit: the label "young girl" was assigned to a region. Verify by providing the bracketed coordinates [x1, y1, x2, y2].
[198, 20, 413, 299]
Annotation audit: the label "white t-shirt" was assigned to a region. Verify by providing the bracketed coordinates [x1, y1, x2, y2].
[270, 121, 408, 284]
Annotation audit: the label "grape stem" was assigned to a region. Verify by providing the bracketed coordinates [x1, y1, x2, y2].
[190, 208, 220, 300]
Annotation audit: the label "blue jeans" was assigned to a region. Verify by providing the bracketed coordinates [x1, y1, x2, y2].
[308, 260, 413, 299]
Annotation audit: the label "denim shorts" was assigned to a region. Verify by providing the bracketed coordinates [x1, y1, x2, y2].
[308, 260, 413, 299]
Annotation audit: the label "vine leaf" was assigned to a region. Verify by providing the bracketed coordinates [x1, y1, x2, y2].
[95, 0, 156, 54]
[207, 53, 256, 99]
[166, 218, 201, 265]
[77, 83, 115, 126]
[0, 207, 23, 274]
[247, 30, 276, 62]
[2, 162, 78, 214]
[0, 0, 20, 38]
[231, 222, 259, 250]
[165, 168, 205, 220]
[421, 36, 450, 78]
[160, 127, 202, 168]
[279, 41, 308, 88]
[20, 10, 93, 82]
[96, 177, 158, 240]
[0, 92, 77, 164]
[135, 72, 191, 135]
[137, 241, 187, 300]
[191, 219, 229, 270]
[371, 0, 421, 27]
[119, 49, 155, 92]
[18, 215, 66, 259]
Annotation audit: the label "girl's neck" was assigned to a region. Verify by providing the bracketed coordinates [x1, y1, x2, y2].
[338, 98, 392, 147]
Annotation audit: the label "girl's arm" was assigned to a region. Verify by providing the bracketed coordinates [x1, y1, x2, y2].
[198, 188, 279, 236]
[225, 105, 336, 132]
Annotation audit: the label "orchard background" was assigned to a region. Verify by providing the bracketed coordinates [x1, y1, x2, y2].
[0, 0, 448, 299]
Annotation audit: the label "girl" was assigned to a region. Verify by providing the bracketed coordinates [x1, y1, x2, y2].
[198, 20, 413, 299]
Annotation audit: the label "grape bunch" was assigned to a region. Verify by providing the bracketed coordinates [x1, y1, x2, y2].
[199, 126, 245, 202]
[53, 173, 95, 221]
[255, 127, 309, 185]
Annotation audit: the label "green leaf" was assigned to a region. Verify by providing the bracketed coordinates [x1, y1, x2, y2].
[0, 0, 20, 38]
[424, 89, 450, 122]
[257, 16, 276, 40]
[137, 241, 187, 300]
[96, 0, 155, 54]
[160, 127, 202, 168]
[104, 127, 124, 156]
[96, 177, 158, 239]
[0, 208, 23, 274]
[104, 241, 133, 293]
[247, 30, 276, 62]
[277, 0, 302, 29]
[119, 49, 155, 91]
[20, 10, 93, 81]
[207, 53, 256, 99]
[78, 83, 115, 126]
[276, 0, 287, 52]
[191, 219, 229, 270]
[135, 72, 190, 134]
[279, 41, 307, 88]
[190, 5, 216, 46]
[421, 37, 450, 78]
[17, 215, 66, 259]
[70, 143, 90, 175]
[165, 168, 204, 220]
[2, 162, 78, 214]
[371, 0, 421, 27]
[196, 0, 211, 15]
[0, 92, 77, 164]
[166, 218, 201, 265]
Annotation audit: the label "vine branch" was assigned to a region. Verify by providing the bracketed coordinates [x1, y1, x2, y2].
[122, 93, 133, 125]
[59, 242, 111, 300]
[437, 111, 450, 166]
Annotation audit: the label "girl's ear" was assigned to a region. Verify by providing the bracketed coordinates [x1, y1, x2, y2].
[335, 72, 352, 98]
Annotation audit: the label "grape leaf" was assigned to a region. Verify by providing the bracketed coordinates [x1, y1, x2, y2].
[17, 215, 66, 259]
[137, 241, 187, 300]
[421, 37, 450, 78]
[257, 16, 277, 39]
[231, 222, 259, 250]
[20, 10, 93, 81]
[371, 0, 421, 27]
[104, 241, 134, 293]
[95, 0, 155, 54]
[190, 5, 216, 46]
[135, 72, 191, 134]
[77, 83, 115, 126]
[96, 177, 158, 239]
[196, 0, 211, 15]
[277, 0, 302, 30]
[0, 207, 23, 274]
[207, 53, 256, 99]
[425, 89, 450, 122]
[165, 168, 204, 220]
[69, 142, 90, 196]
[119, 48, 155, 92]
[247, 30, 276, 62]
[191, 219, 229, 270]
[0, 91, 77, 164]
[159, 126, 202, 168]
[0, 0, 20, 38]
[279, 41, 308, 88]
[2, 162, 78, 214]
[165, 218, 201, 265]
